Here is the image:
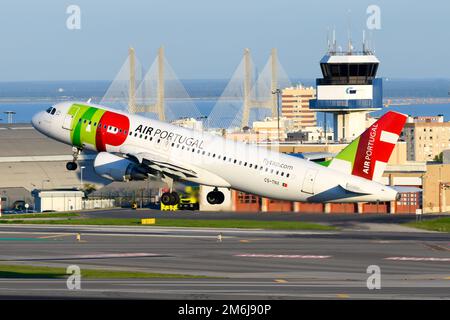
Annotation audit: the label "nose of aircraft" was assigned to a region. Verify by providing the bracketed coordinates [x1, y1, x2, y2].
[31, 111, 44, 131]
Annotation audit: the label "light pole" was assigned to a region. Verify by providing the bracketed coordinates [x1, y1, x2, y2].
[80, 166, 86, 190]
[272, 88, 282, 142]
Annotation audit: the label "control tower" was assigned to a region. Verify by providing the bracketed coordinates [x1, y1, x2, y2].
[310, 43, 382, 142]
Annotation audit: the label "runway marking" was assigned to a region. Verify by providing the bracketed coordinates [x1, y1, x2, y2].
[39, 234, 75, 239]
[336, 293, 350, 299]
[0, 237, 53, 242]
[0, 231, 231, 239]
[235, 254, 331, 259]
[385, 257, 450, 262]
[423, 243, 450, 252]
[274, 279, 288, 283]
[0, 252, 166, 261]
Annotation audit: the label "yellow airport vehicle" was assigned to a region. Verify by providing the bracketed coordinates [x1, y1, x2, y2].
[160, 186, 199, 211]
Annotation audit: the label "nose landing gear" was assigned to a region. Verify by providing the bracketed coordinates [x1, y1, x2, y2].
[207, 188, 225, 205]
[66, 147, 82, 171]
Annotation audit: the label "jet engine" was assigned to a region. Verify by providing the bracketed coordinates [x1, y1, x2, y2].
[93, 152, 149, 181]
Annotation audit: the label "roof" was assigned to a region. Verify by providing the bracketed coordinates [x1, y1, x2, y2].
[320, 54, 380, 64]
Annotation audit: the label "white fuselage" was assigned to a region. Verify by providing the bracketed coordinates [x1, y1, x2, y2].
[32, 102, 398, 203]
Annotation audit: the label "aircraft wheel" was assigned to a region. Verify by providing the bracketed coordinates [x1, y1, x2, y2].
[207, 191, 225, 205]
[161, 192, 180, 205]
[170, 191, 180, 205]
[66, 161, 78, 171]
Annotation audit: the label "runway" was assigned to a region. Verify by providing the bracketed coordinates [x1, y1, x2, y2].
[0, 224, 448, 299]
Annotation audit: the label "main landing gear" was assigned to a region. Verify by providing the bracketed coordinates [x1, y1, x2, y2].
[160, 191, 180, 206]
[160, 175, 180, 206]
[207, 188, 225, 205]
[66, 147, 82, 171]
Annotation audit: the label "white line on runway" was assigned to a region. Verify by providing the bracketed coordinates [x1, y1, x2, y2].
[0, 231, 231, 239]
[0, 252, 164, 261]
[0, 224, 337, 235]
[235, 254, 331, 259]
[385, 257, 450, 262]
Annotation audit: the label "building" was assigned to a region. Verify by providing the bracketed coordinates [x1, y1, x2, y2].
[403, 121, 450, 161]
[282, 85, 316, 130]
[33, 189, 84, 212]
[287, 126, 334, 143]
[407, 115, 444, 123]
[252, 117, 293, 141]
[309, 46, 383, 142]
[171, 117, 203, 131]
[225, 117, 293, 143]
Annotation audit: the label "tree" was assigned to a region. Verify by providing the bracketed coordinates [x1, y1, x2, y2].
[434, 152, 443, 163]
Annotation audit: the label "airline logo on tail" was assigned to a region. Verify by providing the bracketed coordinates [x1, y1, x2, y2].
[327, 111, 407, 182]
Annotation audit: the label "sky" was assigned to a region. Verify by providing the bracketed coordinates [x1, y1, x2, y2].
[0, 0, 448, 81]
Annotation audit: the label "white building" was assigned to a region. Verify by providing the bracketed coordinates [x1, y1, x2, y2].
[171, 117, 203, 131]
[33, 190, 84, 212]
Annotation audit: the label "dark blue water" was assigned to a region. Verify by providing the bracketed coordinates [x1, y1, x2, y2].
[1, 79, 450, 124]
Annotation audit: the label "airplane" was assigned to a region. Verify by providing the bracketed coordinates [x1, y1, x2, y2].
[32, 102, 407, 206]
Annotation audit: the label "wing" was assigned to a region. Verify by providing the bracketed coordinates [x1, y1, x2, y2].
[120, 145, 231, 188]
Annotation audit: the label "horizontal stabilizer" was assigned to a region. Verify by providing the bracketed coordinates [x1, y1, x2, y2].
[339, 183, 372, 195]
[391, 186, 422, 193]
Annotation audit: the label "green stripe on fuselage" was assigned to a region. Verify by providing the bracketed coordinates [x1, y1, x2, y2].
[69, 104, 105, 148]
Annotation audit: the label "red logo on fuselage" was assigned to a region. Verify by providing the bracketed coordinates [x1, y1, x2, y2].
[95, 111, 130, 152]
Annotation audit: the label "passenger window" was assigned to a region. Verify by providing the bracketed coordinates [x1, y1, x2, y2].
[286, 173, 290, 178]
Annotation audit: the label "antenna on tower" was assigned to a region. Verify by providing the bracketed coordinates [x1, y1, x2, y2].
[332, 28, 336, 53]
[326, 27, 330, 52]
[362, 29, 366, 53]
[347, 9, 353, 54]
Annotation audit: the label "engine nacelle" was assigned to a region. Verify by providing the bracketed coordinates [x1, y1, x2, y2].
[93, 152, 148, 181]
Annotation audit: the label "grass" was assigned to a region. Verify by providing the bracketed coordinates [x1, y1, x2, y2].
[0, 213, 79, 219]
[0, 264, 209, 279]
[0, 217, 336, 230]
[406, 217, 450, 233]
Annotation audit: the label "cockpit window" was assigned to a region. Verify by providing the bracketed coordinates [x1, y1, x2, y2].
[46, 107, 52, 113]
[50, 108, 56, 115]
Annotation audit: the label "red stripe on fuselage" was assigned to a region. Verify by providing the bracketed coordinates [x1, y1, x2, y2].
[95, 111, 130, 152]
